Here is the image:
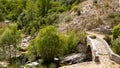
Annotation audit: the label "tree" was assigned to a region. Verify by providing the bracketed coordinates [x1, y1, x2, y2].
[113, 24, 120, 39]
[37, 26, 62, 61]
[27, 26, 63, 64]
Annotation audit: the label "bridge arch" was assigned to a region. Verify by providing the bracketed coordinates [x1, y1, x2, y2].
[86, 45, 92, 61]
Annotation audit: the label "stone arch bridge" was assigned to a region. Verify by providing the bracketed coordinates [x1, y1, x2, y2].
[60, 34, 120, 68]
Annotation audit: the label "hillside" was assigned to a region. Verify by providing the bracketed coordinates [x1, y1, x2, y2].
[0, 0, 120, 68]
[59, 0, 120, 34]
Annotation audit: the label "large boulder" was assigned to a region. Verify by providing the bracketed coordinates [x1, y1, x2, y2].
[61, 53, 86, 64]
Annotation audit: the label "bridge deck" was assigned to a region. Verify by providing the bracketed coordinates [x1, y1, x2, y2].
[91, 37, 111, 68]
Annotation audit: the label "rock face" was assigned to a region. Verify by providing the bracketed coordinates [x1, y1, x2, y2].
[92, 26, 112, 34]
[61, 53, 86, 64]
[20, 36, 32, 50]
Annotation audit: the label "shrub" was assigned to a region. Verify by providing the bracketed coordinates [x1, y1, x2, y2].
[103, 35, 111, 45]
[27, 26, 64, 64]
[113, 24, 120, 39]
[65, 30, 79, 54]
[111, 36, 120, 55]
[65, 15, 73, 23]
[77, 31, 86, 44]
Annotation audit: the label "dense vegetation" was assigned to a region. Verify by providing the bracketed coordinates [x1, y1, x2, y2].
[0, 0, 85, 68]
[1, 0, 120, 67]
[27, 26, 86, 67]
[0, 0, 83, 35]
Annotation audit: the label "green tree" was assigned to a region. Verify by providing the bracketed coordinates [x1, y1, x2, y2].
[27, 26, 63, 64]
[37, 26, 62, 61]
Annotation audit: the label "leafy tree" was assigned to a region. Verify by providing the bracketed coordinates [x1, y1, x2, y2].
[113, 24, 120, 39]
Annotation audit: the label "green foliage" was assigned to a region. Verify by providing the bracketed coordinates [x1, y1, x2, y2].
[27, 26, 86, 61]
[0, 0, 85, 35]
[27, 39, 38, 61]
[113, 24, 120, 39]
[65, 31, 79, 54]
[0, 0, 26, 21]
[37, 26, 62, 61]
[27, 26, 63, 62]
[30, 27, 36, 36]
[36, 0, 51, 17]
[25, 21, 39, 35]
[111, 36, 120, 55]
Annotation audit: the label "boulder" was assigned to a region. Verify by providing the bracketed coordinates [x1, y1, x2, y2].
[61, 53, 86, 64]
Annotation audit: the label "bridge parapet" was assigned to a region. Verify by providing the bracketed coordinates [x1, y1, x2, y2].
[96, 36, 120, 64]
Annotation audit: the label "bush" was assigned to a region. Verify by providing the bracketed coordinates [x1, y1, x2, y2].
[27, 26, 64, 64]
[77, 31, 86, 44]
[65, 15, 73, 23]
[67, 31, 79, 54]
[111, 36, 120, 55]
[103, 35, 111, 45]
[113, 24, 120, 39]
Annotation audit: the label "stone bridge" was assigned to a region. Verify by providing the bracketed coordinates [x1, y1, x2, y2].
[60, 34, 120, 68]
